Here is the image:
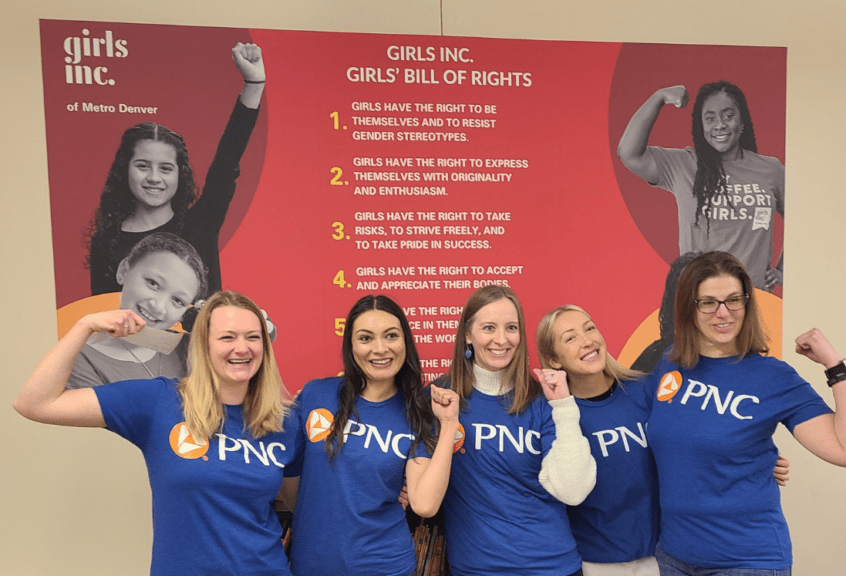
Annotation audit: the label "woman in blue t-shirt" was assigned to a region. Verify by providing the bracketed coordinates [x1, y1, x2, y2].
[438, 285, 596, 576]
[647, 251, 846, 575]
[280, 294, 459, 576]
[536, 304, 659, 576]
[15, 290, 297, 576]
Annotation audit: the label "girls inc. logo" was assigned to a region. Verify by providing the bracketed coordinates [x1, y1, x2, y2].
[63, 28, 129, 85]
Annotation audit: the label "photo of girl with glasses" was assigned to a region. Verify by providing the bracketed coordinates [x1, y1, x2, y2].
[647, 251, 846, 575]
[68, 232, 207, 389]
[617, 81, 784, 292]
[86, 42, 265, 297]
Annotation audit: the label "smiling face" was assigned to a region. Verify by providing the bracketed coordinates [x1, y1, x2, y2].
[701, 91, 744, 159]
[695, 274, 746, 357]
[208, 306, 264, 391]
[117, 251, 201, 329]
[127, 139, 179, 211]
[466, 298, 520, 372]
[548, 310, 607, 378]
[351, 309, 407, 389]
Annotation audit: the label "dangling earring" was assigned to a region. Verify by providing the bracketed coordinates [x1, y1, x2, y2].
[465, 343, 474, 360]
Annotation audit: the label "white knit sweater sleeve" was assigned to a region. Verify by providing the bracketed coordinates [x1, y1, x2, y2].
[538, 396, 596, 505]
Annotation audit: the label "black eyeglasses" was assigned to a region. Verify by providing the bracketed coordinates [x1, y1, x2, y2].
[694, 293, 749, 314]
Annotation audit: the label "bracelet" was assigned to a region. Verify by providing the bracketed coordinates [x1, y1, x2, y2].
[244, 79, 266, 84]
[824, 361, 846, 387]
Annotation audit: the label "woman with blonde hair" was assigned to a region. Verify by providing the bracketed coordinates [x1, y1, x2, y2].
[537, 304, 658, 576]
[439, 285, 595, 576]
[14, 290, 297, 576]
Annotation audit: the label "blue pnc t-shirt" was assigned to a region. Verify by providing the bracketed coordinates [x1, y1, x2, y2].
[95, 377, 296, 576]
[284, 377, 429, 576]
[568, 380, 658, 563]
[647, 354, 832, 569]
[444, 389, 582, 576]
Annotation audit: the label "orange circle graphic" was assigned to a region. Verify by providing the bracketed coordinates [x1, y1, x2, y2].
[656, 371, 683, 402]
[452, 424, 465, 453]
[168, 423, 209, 459]
[306, 408, 334, 442]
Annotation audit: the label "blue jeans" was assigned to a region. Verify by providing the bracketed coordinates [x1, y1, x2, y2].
[655, 544, 791, 576]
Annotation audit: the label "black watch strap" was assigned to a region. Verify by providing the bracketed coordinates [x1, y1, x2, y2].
[824, 361, 846, 387]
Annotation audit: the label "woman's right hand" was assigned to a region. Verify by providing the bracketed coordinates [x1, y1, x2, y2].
[657, 85, 689, 108]
[430, 385, 459, 426]
[80, 309, 146, 338]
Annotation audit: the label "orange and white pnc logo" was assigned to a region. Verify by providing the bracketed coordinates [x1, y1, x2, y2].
[306, 408, 334, 442]
[452, 423, 465, 453]
[169, 423, 209, 459]
[656, 371, 683, 403]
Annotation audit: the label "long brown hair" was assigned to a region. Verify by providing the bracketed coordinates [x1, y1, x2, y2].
[671, 251, 768, 368]
[449, 285, 539, 414]
[179, 290, 288, 440]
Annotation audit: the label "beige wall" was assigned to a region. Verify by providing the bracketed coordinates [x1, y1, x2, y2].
[3, 1, 844, 574]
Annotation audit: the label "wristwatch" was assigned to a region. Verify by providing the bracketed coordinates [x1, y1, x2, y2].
[824, 361, 846, 387]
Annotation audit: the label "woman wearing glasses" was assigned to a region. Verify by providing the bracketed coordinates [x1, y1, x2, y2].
[647, 251, 846, 575]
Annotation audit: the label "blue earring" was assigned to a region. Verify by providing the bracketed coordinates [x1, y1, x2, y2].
[464, 343, 474, 359]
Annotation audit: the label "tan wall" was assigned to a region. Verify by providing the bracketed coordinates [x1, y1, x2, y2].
[3, 1, 844, 574]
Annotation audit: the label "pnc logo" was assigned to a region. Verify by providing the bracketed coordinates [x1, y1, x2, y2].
[306, 409, 334, 442]
[452, 424, 465, 453]
[169, 423, 209, 459]
[657, 371, 683, 402]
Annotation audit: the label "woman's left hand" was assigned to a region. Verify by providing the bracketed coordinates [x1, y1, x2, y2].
[534, 368, 571, 401]
[430, 384, 459, 424]
[795, 328, 842, 368]
[232, 42, 266, 83]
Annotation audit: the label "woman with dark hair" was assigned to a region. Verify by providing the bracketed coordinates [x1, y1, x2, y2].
[647, 251, 846, 574]
[14, 290, 297, 575]
[281, 295, 459, 576]
[631, 251, 701, 373]
[618, 81, 784, 292]
[87, 42, 265, 296]
[439, 285, 595, 576]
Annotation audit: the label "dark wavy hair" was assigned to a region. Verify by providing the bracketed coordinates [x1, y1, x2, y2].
[324, 295, 435, 461]
[671, 251, 768, 368]
[85, 123, 199, 272]
[691, 81, 757, 235]
[122, 232, 208, 302]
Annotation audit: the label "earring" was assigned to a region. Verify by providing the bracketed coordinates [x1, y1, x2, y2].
[465, 343, 474, 359]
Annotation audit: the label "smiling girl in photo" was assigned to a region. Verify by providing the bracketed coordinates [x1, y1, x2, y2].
[68, 232, 207, 388]
[87, 42, 265, 296]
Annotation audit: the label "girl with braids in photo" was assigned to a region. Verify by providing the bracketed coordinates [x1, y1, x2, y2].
[618, 81, 784, 292]
[87, 42, 265, 296]
[438, 285, 595, 576]
[279, 295, 459, 576]
[15, 290, 298, 575]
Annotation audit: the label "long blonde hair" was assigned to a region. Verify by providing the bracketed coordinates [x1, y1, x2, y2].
[449, 285, 539, 414]
[536, 305, 643, 383]
[179, 290, 289, 440]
